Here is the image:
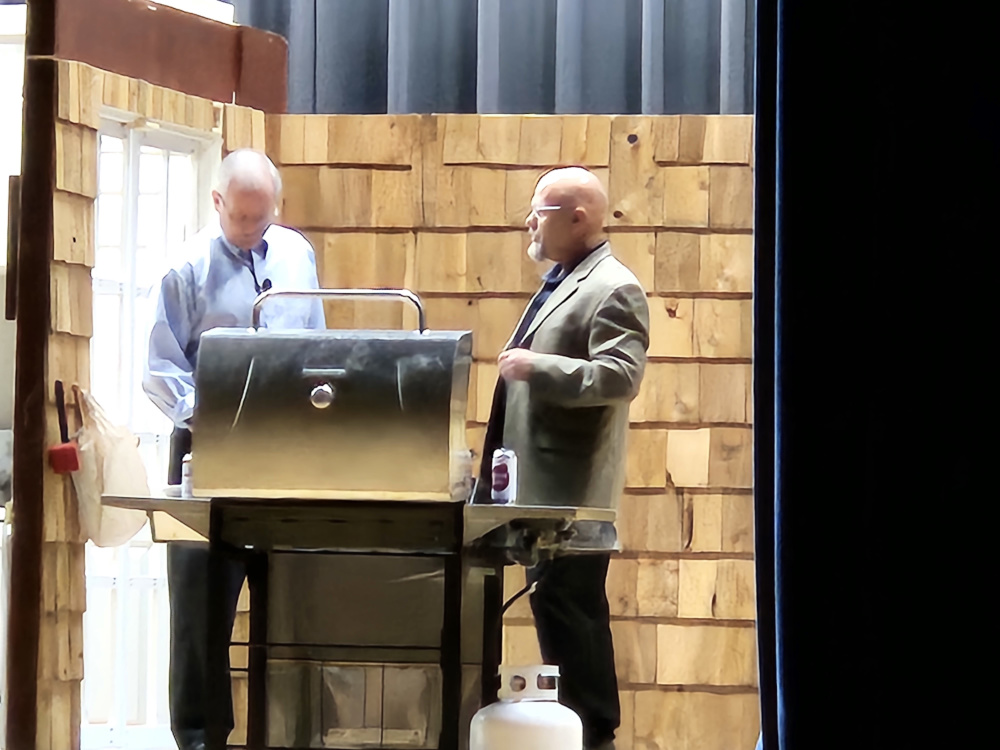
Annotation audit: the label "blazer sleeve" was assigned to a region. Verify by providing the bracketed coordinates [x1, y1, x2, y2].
[526, 284, 650, 407]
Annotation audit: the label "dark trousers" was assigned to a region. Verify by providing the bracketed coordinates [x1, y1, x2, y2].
[527, 553, 620, 748]
[167, 428, 247, 750]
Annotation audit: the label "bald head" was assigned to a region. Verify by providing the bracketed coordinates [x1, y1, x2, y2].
[536, 167, 609, 225]
[213, 149, 282, 251]
[526, 167, 609, 264]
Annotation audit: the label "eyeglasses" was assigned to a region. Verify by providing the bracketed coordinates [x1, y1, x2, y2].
[527, 205, 562, 221]
[216, 195, 278, 228]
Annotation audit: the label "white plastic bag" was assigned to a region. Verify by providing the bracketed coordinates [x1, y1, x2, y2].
[70, 386, 149, 547]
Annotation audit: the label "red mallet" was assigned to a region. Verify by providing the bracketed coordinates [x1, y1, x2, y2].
[48, 380, 80, 474]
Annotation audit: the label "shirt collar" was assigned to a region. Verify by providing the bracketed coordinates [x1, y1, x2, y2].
[219, 232, 269, 262]
[543, 264, 566, 284]
[543, 240, 608, 284]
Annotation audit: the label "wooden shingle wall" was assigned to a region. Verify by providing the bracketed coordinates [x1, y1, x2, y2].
[268, 112, 758, 750]
[43, 64, 757, 749]
[40, 61, 227, 750]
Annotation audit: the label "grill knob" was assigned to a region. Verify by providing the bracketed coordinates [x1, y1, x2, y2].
[310, 383, 335, 409]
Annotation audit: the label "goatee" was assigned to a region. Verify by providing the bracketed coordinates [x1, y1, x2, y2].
[527, 241, 546, 263]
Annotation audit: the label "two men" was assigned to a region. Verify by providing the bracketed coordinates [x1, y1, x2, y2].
[143, 148, 325, 750]
[482, 167, 651, 750]
[144, 153, 646, 750]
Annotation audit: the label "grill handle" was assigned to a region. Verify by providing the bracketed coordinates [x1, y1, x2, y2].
[251, 288, 427, 332]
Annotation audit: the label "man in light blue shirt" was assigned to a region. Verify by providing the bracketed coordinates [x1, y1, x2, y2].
[143, 148, 326, 750]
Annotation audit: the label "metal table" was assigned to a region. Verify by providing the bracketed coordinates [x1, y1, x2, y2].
[104, 494, 616, 750]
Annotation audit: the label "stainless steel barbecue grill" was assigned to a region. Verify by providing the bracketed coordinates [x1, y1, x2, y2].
[194, 289, 473, 502]
[104, 288, 618, 750]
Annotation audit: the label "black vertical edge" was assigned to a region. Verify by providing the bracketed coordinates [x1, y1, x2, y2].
[4, 175, 19, 321]
[54, 380, 68, 444]
[751, 0, 778, 746]
[479, 565, 503, 707]
[246, 549, 269, 750]
[206, 502, 229, 750]
[438, 504, 465, 750]
[5, 52, 56, 750]
[24, 0, 56, 58]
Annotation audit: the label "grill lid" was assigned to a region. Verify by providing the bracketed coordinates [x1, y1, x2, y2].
[191, 289, 473, 501]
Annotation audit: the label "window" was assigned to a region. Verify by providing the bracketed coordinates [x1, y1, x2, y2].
[92, 121, 218, 486]
[83, 119, 219, 750]
[0, 3, 25, 260]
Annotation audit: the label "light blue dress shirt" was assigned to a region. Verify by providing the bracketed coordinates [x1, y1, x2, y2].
[143, 220, 326, 429]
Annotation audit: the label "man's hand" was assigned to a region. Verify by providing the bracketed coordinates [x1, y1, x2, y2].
[498, 348, 540, 381]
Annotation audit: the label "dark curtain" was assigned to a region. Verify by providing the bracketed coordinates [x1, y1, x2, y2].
[756, 0, 916, 744]
[230, 0, 755, 115]
[752, 0, 777, 742]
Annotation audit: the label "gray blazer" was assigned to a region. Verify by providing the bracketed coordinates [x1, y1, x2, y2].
[477, 243, 650, 509]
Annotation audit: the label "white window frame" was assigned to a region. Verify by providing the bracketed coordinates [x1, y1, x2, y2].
[93, 113, 220, 455]
[82, 113, 220, 750]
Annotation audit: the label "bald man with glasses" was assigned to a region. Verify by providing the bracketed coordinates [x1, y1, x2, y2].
[477, 167, 650, 750]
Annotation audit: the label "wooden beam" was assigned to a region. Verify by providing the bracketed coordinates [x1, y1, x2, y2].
[41, 0, 287, 113]
[6, 56, 57, 750]
[235, 25, 289, 113]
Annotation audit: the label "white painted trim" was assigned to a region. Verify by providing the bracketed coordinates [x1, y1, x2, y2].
[100, 106, 223, 144]
[196, 136, 222, 228]
[136, 125, 207, 156]
[99, 118, 131, 139]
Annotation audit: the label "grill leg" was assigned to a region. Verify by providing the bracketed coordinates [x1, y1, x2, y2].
[480, 565, 503, 707]
[206, 503, 228, 750]
[439, 553, 463, 750]
[246, 551, 269, 749]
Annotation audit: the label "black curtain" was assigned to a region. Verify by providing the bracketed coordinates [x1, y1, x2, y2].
[753, 0, 936, 750]
[756, 0, 869, 743]
[751, 0, 777, 741]
[230, 0, 755, 115]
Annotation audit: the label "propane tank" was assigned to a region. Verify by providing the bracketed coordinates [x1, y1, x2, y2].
[470, 665, 583, 750]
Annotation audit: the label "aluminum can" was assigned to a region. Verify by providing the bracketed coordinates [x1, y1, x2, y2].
[181, 453, 193, 498]
[491, 448, 517, 504]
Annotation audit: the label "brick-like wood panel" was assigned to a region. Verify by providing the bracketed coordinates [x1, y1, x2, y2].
[264, 112, 758, 749]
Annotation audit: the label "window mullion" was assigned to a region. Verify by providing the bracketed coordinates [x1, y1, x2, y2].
[163, 149, 172, 270]
[123, 132, 142, 460]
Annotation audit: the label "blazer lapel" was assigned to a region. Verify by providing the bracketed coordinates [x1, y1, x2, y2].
[503, 286, 544, 351]
[515, 244, 612, 347]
